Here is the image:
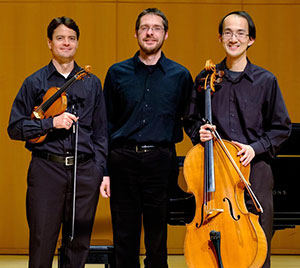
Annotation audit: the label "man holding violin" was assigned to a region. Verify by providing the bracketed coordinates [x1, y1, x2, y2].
[7, 16, 107, 268]
[184, 11, 291, 268]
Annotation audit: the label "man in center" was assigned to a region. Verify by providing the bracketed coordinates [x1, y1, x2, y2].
[101, 7, 193, 268]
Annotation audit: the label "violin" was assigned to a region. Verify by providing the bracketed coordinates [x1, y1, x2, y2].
[29, 65, 91, 143]
[183, 60, 267, 268]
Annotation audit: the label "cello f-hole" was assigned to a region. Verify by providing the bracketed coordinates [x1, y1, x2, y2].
[223, 197, 240, 221]
[195, 203, 205, 228]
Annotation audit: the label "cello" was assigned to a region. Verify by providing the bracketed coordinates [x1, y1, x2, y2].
[183, 60, 267, 268]
[29, 65, 91, 143]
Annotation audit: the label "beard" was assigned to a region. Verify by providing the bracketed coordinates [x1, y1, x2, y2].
[137, 35, 165, 55]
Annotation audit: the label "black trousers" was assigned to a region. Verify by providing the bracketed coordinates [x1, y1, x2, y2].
[26, 155, 102, 268]
[109, 146, 176, 268]
[246, 159, 274, 268]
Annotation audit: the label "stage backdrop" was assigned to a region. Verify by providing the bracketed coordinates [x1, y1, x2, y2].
[0, 0, 299, 255]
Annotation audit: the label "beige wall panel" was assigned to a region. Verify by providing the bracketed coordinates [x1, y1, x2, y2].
[272, 226, 300, 254]
[118, 0, 299, 3]
[12, 0, 298, 2]
[0, 2, 116, 253]
[243, 0, 299, 4]
[0, 2, 51, 254]
[0, 0, 114, 2]
[117, 0, 242, 3]
[244, 4, 300, 123]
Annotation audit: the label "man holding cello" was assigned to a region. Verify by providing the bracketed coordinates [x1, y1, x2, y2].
[184, 11, 291, 267]
[7, 16, 107, 268]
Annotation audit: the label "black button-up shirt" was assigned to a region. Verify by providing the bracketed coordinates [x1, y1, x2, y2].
[184, 58, 291, 159]
[7, 61, 107, 171]
[104, 51, 193, 146]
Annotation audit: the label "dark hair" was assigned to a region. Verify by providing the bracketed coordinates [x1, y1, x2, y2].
[218, 11, 256, 39]
[47, 16, 80, 40]
[135, 8, 168, 31]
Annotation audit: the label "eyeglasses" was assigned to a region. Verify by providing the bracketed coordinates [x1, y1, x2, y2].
[139, 25, 164, 33]
[222, 31, 249, 40]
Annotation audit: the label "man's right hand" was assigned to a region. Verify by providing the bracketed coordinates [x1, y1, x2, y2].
[53, 112, 78, 130]
[199, 123, 216, 143]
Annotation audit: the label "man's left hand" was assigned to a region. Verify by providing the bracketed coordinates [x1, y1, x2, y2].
[100, 176, 111, 198]
[231, 141, 255, 166]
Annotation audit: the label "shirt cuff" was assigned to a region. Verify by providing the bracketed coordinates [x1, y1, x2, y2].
[41, 117, 54, 132]
[250, 141, 265, 155]
[103, 166, 108, 176]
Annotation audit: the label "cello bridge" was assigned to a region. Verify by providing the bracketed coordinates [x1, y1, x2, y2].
[207, 208, 224, 214]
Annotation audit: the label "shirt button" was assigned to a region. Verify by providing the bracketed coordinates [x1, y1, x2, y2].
[142, 119, 146, 123]
[230, 113, 234, 117]
[146, 88, 150, 92]
[145, 104, 148, 108]
[231, 129, 235, 132]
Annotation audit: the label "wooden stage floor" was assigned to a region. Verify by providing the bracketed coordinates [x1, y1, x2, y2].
[1, 254, 300, 267]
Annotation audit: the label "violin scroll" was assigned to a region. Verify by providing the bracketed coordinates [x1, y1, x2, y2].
[75, 65, 91, 81]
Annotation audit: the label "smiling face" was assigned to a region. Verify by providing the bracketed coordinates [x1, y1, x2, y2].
[47, 24, 78, 64]
[135, 13, 168, 56]
[219, 14, 254, 61]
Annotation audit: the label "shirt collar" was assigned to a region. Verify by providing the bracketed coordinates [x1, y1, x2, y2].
[218, 57, 254, 82]
[46, 60, 81, 80]
[133, 51, 167, 74]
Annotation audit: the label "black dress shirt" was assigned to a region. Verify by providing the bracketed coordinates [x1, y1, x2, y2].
[103, 51, 193, 146]
[184, 58, 291, 159]
[7, 61, 107, 171]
